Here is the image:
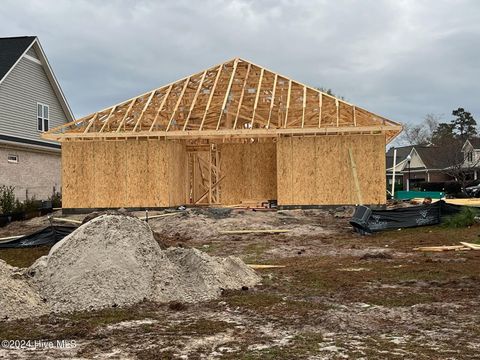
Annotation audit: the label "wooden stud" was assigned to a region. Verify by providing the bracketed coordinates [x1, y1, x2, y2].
[301, 86, 306, 128]
[233, 63, 251, 130]
[100, 106, 118, 133]
[284, 80, 292, 128]
[115, 99, 137, 132]
[267, 74, 278, 128]
[166, 77, 191, 131]
[250, 68, 264, 128]
[83, 112, 99, 133]
[336, 99, 339, 127]
[216, 59, 238, 130]
[318, 93, 323, 128]
[149, 84, 173, 131]
[184, 70, 207, 130]
[133, 90, 156, 132]
[200, 65, 223, 130]
[353, 106, 357, 126]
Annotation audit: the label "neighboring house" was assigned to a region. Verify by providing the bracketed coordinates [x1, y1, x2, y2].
[386, 145, 454, 191]
[0, 36, 73, 201]
[461, 138, 480, 174]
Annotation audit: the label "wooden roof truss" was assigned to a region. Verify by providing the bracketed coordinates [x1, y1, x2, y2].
[44, 58, 402, 143]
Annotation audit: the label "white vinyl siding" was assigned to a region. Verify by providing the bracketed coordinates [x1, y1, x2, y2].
[0, 55, 68, 142]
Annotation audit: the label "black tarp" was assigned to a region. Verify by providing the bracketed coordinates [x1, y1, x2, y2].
[350, 200, 463, 234]
[0, 225, 76, 248]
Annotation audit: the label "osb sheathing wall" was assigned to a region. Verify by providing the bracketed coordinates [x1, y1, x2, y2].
[62, 139, 187, 208]
[219, 142, 277, 205]
[277, 135, 386, 205]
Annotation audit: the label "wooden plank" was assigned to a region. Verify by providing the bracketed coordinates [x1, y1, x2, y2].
[133, 90, 156, 132]
[219, 229, 290, 234]
[459, 242, 480, 250]
[199, 65, 223, 130]
[166, 77, 191, 131]
[246, 264, 286, 269]
[267, 74, 278, 128]
[233, 63, 251, 129]
[348, 147, 363, 205]
[184, 70, 207, 130]
[301, 86, 306, 128]
[284, 80, 292, 128]
[250, 68, 264, 128]
[216, 59, 238, 130]
[115, 99, 137, 132]
[318, 93, 323, 127]
[149, 84, 173, 131]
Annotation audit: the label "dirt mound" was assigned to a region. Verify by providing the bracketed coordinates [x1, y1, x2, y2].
[28, 214, 260, 313]
[158, 248, 260, 302]
[0, 260, 47, 320]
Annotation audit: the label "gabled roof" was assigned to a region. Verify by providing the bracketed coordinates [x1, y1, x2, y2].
[0, 36, 74, 122]
[387, 145, 453, 171]
[44, 58, 402, 142]
[414, 146, 453, 169]
[386, 145, 414, 169]
[464, 138, 480, 149]
[0, 36, 36, 83]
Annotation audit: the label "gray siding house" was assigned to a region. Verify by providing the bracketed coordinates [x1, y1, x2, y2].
[0, 36, 73, 201]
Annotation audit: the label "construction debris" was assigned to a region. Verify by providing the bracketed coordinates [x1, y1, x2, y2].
[414, 242, 480, 252]
[25, 214, 259, 314]
[219, 229, 290, 234]
[247, 264, 286, 269]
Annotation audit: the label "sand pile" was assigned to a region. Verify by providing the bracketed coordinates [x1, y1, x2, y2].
[28, 214, 260, 313]
[0, 259, 48, 320]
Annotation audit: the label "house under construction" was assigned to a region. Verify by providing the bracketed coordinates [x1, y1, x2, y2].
[43, 58, 402, 210]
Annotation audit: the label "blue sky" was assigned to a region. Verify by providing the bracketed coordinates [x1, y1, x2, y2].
[2, 0, 479, 128]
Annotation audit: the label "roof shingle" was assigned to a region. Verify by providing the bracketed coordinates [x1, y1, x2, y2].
[0, 36, 36, 82]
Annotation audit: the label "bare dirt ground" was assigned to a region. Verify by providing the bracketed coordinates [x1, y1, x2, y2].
[0, 208, 479, 359]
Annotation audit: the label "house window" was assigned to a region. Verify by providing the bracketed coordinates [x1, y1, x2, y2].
[37, 103, 49, 132]
[467, 151, 473, 162]
[7, 154, 18, 163]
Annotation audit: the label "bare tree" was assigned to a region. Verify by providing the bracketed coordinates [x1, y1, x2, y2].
[400, 113, 442, 145]
[438, 138, 480, 190]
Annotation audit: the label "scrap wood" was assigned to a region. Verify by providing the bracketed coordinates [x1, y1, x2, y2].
[0, 235, 25, 243]
[219, 229, 290, 234]
[142, 213, 181, 220]
[413, 245, 467, 252]
[459, 242, 480, 250]
[247, 264, 286, 269]
[52, 218, 82, 224]
[414, 241, 480, 252]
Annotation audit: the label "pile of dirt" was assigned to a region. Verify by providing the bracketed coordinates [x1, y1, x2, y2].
[28, 214, 260, 313]
[0, 259, 47, 320]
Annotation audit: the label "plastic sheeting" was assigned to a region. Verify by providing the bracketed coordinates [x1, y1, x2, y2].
[350, 201, 462, 234]
[0, 225, 76, 248]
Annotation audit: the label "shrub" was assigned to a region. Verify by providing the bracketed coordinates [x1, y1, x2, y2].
[444, 181, 462, 194]
[23, 195, 39, 213]
[418, 181, 445, 192]
[443, 207, 479, 228]
[0, 185, 16, 214]
[49, 192, 62, 208]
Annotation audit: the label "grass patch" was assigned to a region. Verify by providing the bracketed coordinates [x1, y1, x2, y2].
[443, 207, 479, 228]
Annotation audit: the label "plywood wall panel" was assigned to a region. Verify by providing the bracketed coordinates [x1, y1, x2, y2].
[62, 139, 186, 209]
[277, 134, 386, 205]
[276, 137, 293, 204]
[219, 142, 277, 205]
